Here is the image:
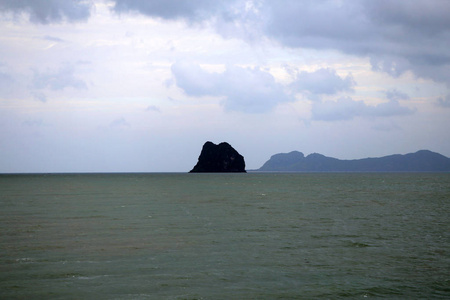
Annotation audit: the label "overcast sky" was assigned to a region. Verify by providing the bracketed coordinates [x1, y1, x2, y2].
[1, 0, 449, 173]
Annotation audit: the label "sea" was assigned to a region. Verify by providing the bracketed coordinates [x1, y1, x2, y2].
[0, 172, 449, 299]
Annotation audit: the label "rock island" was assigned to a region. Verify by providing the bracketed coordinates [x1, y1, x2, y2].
[190, 141, 246, 173]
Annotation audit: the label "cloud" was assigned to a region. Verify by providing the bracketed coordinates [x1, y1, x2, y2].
[384, 89, 410, 101]
[43, 35, 65, 43]
[0, 63, 86, 102]
[171, 61, 358, 113]
[110, 117, 130, 128]
[312, 96, 415, 121]
[263, 0, 450, 85]
[3, 0, 448, 87]
[22, 119, 45, 127]
[0, 0, 92, 24]
[0, 69, 15, 98]
[437, 95, 450, 108]
[145, 105, 161, 112]
[9, 1, 446, 87]
[312, 97, 366, 121]
[111, 0, 450, 86]
[371, 121, 400, 132]
[0, 63, 30, 100]
[369, 99, 415, 117]
[32, 91, 47, 103]
[32, 65, 87, 91]
[112, 0, 232, 22]
[170, 61, 220, 97]
[171, 61, 294, 113]
[290, 68, 355, 99]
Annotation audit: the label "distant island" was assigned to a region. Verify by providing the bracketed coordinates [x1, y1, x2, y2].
[190, 141, 246, 173]
[256, 150, 450, 172]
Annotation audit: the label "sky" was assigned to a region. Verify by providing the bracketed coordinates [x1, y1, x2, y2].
[0, 0, 449, 173]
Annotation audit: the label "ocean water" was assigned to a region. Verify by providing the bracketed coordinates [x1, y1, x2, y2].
[0, 173, 449, 299]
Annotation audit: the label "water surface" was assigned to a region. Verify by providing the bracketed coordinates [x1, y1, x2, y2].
[1, 173, 449, 299]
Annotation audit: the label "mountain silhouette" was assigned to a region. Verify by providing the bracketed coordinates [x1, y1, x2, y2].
[257, 150, 450, 172]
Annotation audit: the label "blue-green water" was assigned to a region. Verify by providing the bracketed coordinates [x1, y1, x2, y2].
[0, 173, 449, 299]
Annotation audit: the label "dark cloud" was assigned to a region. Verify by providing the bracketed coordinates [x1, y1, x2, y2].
[312, 96, 415, 121]
[32, 65, 87, 91]
[263, 0, 450, 85]
[171, 61, 293, 113]
[112, 0, 231, 22]
[437, 95, 450, 108]
[0, 0, 92, 24]
[364, 1, 450, 36]
[384, 89, 410, 101]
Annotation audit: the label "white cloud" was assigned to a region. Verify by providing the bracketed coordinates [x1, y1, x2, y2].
[110, 117, 130, 128]
[32, 64, 87, 91]
[0, 69, 15, 98]
[145, 105, 161, 112]
[171, 61, 294, 113]
[0, 63, 31, 100]
[22, 119, 45, 127]
[171, 61, 360, 113]
[290, 68, 355, 98]
[32, 91, 47, 103]
[170, 61, 220, 97]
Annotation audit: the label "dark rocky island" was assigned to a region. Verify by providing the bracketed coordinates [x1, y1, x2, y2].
[257, 150, 450, 172]
[190, 141, 246, 173]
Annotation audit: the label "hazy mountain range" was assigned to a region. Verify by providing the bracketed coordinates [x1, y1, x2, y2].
[256, 150, 450, 172]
